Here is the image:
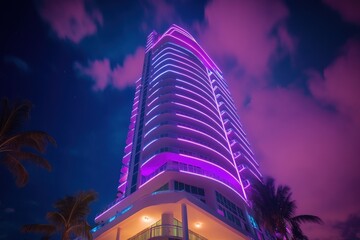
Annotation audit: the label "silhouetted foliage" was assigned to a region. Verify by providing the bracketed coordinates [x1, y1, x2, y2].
[0, 98, 56, 187]
[22, 190, 97, 240]
[250, 177, 322, 240]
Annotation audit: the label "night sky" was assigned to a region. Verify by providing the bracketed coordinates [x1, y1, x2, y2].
[1, 0, 360, 239]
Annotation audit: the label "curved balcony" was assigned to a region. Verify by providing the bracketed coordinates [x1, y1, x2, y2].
[128, 222, 207, 240]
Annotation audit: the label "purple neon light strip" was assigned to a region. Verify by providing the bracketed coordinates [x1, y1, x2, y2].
[147, 96, 159, 107]
[153, 46, 190, 64]
[148, 88, 160, 99]
[216, 92, 239, 118]
[228, 133, 253, 159]
[236, 152, 261, 176]
[238, 164, 246, 172]
[147, 90, 217, 119]
[212, 77, 231, 96]
[145, 114, 160, 126]
[222, 110, 247, 137]
[149, 69, 211, 98]
[177, 138, 231, 162]
[175, 79, 214, 101]
[151, 65, 211, 93]
[149, 80, 160, 91]
[242, 155, 262, 175]
[165, 33, 221, 72]
[131, 107, 138, 115]
[150, 26, 221, 73]
[234, 137, 257, 165]
[144, 125, 160, 138]
[216, 92, 239, 120]
[146, 104, 160, 116]
[174, 93, 219, 118]
[125, 142, 132, 148]
[144, 101, 222, 140]
[146, 94, 218, 121]
[175, 85, 217, 109]
[143, 138, 159, 151]
[177, 125, 230, 153]
[94, 198, 125, 221]
[157, 42, 208, 72]
[209, 71, 227, 86]
[208, 72, 247, 199]
[230, 130, 255, 158]
[169, 24, 195, 41]
[153, 53, 207, 79]
[139, 171, 166, 189]
[152, 46, 189, 64]
[153, 42, 207, 72]
[176, 113, 226, 141]
[209, 73, 230, 91]
[228, 121, 248, 143]
[153, 57, 208, 81]
[142, 135, 231, 164]
[133, 100, 139, 107]
[123, 151, 131, 158]
[248, 168, 263, 182]
[220, 103, 243, 129]
[178, 153, 240, 182]
[173, 102, 223, 130]
[141, 154, 158, 168]
[215, 88, 235, 107]
[179, 170, 246, 202]
[118, 181, 127, 188]
[159, 25, 195, 44]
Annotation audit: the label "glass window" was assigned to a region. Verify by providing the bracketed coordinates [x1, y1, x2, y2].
[185, 184, 190, 193]
[191, 186, 197, 194]
[198, 188, 205, 196]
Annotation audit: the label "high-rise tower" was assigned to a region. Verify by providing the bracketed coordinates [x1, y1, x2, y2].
[92, 25, 265, 240]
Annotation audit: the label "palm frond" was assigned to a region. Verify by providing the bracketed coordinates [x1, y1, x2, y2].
[291, 215, 323, 224]
[67, 191, 97, 225]
[290, 221, 309, 240]
[22, 190, 97, 240]
[54, 195, 77, 221]
[250, 177, 322, 239]
[0, 98, 32, 137]
[11, 151, 52, 171]
[1, 153, 29, 187]
[47, 211, 67, 229]
[67, 221, 93, 240]
[0, 131, 56, 153]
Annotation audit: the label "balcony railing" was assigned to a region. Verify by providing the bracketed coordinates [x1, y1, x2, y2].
[128, 224, 207, 240]
[141, 161, 234, 188]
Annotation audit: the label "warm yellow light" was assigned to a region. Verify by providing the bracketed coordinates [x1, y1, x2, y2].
[194, 222, 202, 228]
[143, 216, 151, 222]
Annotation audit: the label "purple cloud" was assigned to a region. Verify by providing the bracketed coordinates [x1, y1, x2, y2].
[323, 0, 360, 25]
[193, 1, 360, 238]
[309, 40, 360, 125]
[74, 59, 111, 91]
[199, 0, 291, 79]
[38, 0, 103, 43]
[74, 48, 144, 91]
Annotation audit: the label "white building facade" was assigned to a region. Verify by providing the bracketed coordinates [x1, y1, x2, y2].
[92, 25, 268, 240]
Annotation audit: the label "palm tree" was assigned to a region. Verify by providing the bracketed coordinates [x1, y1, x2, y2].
[250, 177, 322, 240]
[0, 98, 56, 187]
[22, 190, 97, 240]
